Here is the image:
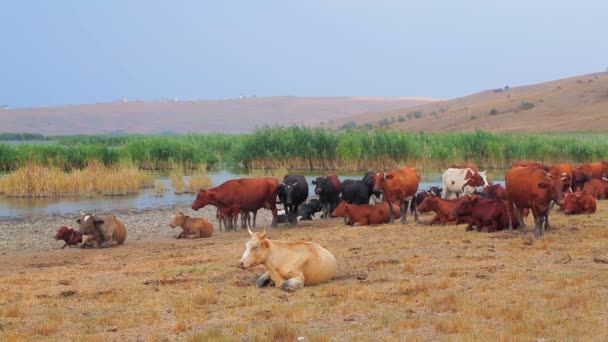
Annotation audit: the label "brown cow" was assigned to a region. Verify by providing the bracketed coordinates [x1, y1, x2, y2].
[451, 195, 520, 232]
[76, 212, 127, 248]
[483, 183, 508, 201]
[54, 226, 92, 248]
[372, 167, 420, 224]
[572, 169, 592, 191]
[169, 211, 214, 239]
[449, 163, 479, 172]
[330, 201, 401, 226]
[513, 161, 572, 192]
[577, 162, 608, 180]
[416, 194, 472, 227]
[506, 165, 563, 238]
[563, 191, 597, 215]
[582, 179, 607, 199]
[192, 178, 279, 227]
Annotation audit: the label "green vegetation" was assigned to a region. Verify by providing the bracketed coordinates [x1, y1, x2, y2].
[0, 128, 607, 171]
[521, 101, 535, 110]
[0, 133, 47, 141]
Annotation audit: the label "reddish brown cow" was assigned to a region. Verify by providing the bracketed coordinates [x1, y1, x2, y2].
[572, 169, 592, 191]
[449, 163, 479, 172]
[563, 191, 597, 215]
[192, 178, 280, 227]
[483, 183, 508, 201]
[54, 226, 84, 248]
[416, 195, 473, 227]
[372, 167, 420, 223]
[451, 195, 520, 232]
[582, 179, 607, 199]
[506, 165, 563, 238]
[577, 162, 608, 180]
[331, 201, 401, 226]
[513, 161, 571, 192]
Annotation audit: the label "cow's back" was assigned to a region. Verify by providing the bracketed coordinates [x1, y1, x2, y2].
[385, 167, 420, 201]
[300, 242, 337, 286]
[506, 166, 550, 207]
[112, 216, 127, 244]
[217, 178, 279, 210]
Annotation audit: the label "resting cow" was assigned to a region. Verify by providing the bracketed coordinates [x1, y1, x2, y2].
[54, 226, 92, 249]
[582, 179, 607, 200]
[416, 195, 472, 227]
[372, 167, 420, 224]
[170, 211, 214, 239]
[506, 165, 563, 238]
[562, 191, 597, 215]
[451, 195, 518, 232]
[330, 201, 401, 226]
[277, 174, 308, 226]
[76, 212, 127, 248]
[296, 199, 324, 220]
[239, 228, 337, 292]
[577, 162, 608, 181]
[192, 177, 279, 228]
[441, 168, 488, 199]
[312, 174, 341, 219]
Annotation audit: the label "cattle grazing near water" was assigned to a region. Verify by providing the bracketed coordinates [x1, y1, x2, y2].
[76, 212, 127, 248]
[192, 177, 280, 228]
[505, 165, 564, 238]
[312, 174, 341, 219]
[169, 211, 214, 238]
[331, 201, 401, 226]
[277, 174, 308, 226]
[441, 168, 488, 199]
[371, 167, 420, 224]
[239, 228, 337, 291]
[562, 191, 597, 215]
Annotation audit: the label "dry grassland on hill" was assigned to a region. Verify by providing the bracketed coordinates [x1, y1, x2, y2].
[1, 206, 607, 341]
[332, 72, 608, 132]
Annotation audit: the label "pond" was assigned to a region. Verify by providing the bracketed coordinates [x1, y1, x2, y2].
[0, 169, 506, 218]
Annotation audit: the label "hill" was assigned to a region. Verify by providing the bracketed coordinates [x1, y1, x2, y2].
[330, 72, 608, 132]
[0, 97, 437, 135]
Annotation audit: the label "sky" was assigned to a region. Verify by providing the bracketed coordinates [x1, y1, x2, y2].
[1, 0, 607, 108]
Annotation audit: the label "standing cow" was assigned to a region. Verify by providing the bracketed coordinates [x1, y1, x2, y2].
[312, 174, 341, 219]
[506, 165, 564, 238]
[340, 171, 377, 205]
[441, 168, 488, 199]
[277, 174, 309, 226]
[372, 167, 420, 224]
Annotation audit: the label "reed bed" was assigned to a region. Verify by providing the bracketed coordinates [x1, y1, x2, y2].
[186, 175, 212, 193]
[154, 180, 167, 197]
[0, 161, 154, 198]
[170, 168, 186, 194]
[249, 167, 289, 180]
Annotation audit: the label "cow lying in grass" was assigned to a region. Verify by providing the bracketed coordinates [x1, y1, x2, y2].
[170, 211, 214, 238]
[239, 228, 337, 292]
[562, 191, 597, 215]
[76, 211, 127, 248]
[54, 226, 92, 248]
[331, 201, 401, 226]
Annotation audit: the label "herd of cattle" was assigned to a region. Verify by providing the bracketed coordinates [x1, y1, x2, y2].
[53, 161, 607, 290]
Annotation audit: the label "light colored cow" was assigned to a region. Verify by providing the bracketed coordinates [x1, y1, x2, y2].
[239, 228, 337, 291]
[441, 168, 488, 199]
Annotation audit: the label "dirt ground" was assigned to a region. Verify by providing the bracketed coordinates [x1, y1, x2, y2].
[0, 203, 607, 341]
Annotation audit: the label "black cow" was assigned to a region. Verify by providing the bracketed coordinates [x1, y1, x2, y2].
[277, 174, 308, 226]
[340, 171, 376, 205]
[297, 199, 324, 220]
[312, 174, 341, 219]
[412, 186, 443, 214]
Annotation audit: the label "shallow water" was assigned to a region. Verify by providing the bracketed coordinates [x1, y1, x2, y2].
[0, 169, 506, 218]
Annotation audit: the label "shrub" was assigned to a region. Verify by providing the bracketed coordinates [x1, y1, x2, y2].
[521, 101, 535, 110]
[489, 108, 498, 115]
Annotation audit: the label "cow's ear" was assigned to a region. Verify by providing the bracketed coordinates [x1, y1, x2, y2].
[93, 219, 105, 225]
[312, 180, 317, 185]
[537, 182, 548, 189]
[385, 174, 394, 180]
[261, 240, 269, 248]
[76, 219, 82, 224]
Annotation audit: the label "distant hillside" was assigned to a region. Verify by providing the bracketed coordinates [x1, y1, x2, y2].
[0, 97, 438, 135]
[329, 72, 608, 132]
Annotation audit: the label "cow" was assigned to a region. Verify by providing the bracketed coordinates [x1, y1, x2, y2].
[239, 228, 337, 292]
[296, 199, 324, 220]
[312, 174, 341, 219]
[451, 195, 518, 232]
[562, 191, 597, 215]
[169, 211, 214, 239]
[577, 162, 608, 180]
[572, 169, 592, 192]
[76, 212, 127, 248]
[216, 207, 238, 232]
[506, 165, 563, 238]
[483, 183, 508, 201]
[582, 179, 607, 200]
[54, 226, 91, 249]
[416, 195, 472, 227]
[330, 201, 402, 226]
[340, 171, 376, 205]
[277, 174, 308, 226]
[449, 163, 480, 172]
[192, 178, 279, 228]
[441, 168, 488, 200]
[372, 167, 420, 224]
[413, 187, 443, 214]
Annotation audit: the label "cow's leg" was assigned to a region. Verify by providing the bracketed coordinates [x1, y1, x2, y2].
[544, 203, 554, 231]
[281, 272, 305, 292]
[254, 272, 274, 288]
[252, 211, 257, 227]
[400, 200, 408, 224]
[388, 200, 395, 224]
[270, 207, 278, 228]
[515, 207, 526, 234]
[533, 209, 544, 239]
[411, 198, 419, 223]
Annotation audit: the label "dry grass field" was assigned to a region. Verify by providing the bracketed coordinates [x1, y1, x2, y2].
[1, 205, 607, 341]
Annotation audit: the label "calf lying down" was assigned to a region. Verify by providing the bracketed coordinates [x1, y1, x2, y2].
[54, 226, 93, 249]
[331, 201, 401, 226]
[170, 211, 214, 238]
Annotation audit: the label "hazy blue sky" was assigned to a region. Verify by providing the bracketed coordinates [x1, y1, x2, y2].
[1, 1, 606, 108]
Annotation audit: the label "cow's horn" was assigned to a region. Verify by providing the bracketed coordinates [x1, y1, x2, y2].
[79, 209, 85, 216]
[247, 227, 253, 236]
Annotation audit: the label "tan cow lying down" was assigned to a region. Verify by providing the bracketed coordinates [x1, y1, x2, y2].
[77, 211, 127, 248]
[239, 228, 337, 291]
[169, 211, 214, 239]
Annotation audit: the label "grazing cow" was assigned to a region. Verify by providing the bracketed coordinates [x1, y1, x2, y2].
[169, 211, 214, 239]
[441, 168, 488, 199]
[577, 162, 608, 180]
[192, 177, 279, 228]
[506, 165, 563, 238]
[76, 212, 127, 248]
[451, 195, 518, 232]
[449, 163, 480, 172]
[416, 195, 472, 227]
[330, 201, 401, 226]
[239, 229, 337, 291]
[277, 174, 309, 226]
[563, 191, 597, 215]
[312, 174, 341, 219]
[340, 171, 376, 205]
[372, 167, 420, 224]
[54, 226, 91, 249]
[572, 169, 592, 191]
[413, 187, 443, 214]
[297, 199, 324, 220]
[582, 179, 607, 200]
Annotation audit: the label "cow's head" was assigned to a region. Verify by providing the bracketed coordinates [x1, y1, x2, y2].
[312, 177, 326, 196]
[562, 192, 581, 215]
[239, 228, 270, 269]
[170, 211, 186, 228]
[428, 186, 442, 197]
[192, 190, 214, 211]
[55, 226, 70, 240]
[451, 196, 475, 217]
[538, 172, 563, 205]
[416, 194, 437, 213]
[372, 170, 389, 197]
[76, 211, 103, 234]
[331, 201, 349, 217]
[277, 182, 296, 206]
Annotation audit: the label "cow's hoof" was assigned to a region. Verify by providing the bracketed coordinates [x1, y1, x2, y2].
[254, 275, 274, 288]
